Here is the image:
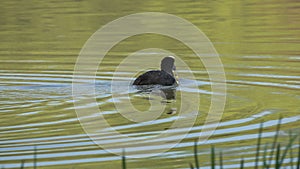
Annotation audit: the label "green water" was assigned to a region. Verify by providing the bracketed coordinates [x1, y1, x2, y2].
[0, 0, 300, 168]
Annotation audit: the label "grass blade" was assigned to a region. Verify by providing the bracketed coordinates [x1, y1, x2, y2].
[275, 143, 281, 169]
[289, 131, 294, 169]
[34, 146, 37, 169]
[189, 163, 194, 169]
[219, 151, 223, 169]
[278, 134, 298, 168]
[268, 117, 282, 168]
[296, 135, 300, 169]
[263, 143, 269, 169]
[20, 160, 25, 169]
[122, 149, 126, 169]
[211, 145, 215, 169]
[194, 140, 199, 169]
[240, 157, 244, 169]
[255, 122, 263, 169]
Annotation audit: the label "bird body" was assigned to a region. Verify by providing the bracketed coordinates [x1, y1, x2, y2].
[133, 56, 177, 86]
[133, 70, 176, 86]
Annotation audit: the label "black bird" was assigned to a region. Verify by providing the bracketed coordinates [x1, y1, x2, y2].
[133, 56, 178, 86]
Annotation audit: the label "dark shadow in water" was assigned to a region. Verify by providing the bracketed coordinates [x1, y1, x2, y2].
[134, 85, 177, 100]
[160, 88, 176, 100]
[134, 85, 177, 115]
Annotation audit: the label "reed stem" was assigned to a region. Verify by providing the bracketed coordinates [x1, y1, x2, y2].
[194, 140, 200, 169]
[255, 122, 263, 169]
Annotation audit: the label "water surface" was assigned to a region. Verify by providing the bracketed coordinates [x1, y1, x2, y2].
[0, 0, 300, 168]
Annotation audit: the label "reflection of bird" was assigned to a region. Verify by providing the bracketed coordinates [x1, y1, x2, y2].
[133, 56, 178, 86]
[160, 88, 176, 100]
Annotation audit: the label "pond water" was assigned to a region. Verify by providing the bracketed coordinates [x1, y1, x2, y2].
[0, 0, 300, 169]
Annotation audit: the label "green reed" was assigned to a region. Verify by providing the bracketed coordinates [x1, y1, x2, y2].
[34, 146, 37, 169]
[194, 140, 200, 169]
[297, 136, 300, 169]
[219, 151, 223, 169]
[20, 160, 24, 169]
[122, 149, 126, 169]
[9, 118, 300, 169]
[240, 157, 244, 169]
[266, 117, 282, 168]
[210, 145, 215, 169]
[187, 118, 299, 169]
[255, 122, 264, 169]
